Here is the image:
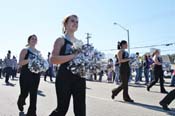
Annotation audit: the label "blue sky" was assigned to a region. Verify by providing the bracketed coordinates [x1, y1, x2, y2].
[0, 0, 175, 59]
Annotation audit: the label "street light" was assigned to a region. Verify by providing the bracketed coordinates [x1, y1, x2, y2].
[113, 22, 130, 54]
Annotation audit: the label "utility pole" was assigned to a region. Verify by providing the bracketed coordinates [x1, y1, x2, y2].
[85, 33, 91, 45]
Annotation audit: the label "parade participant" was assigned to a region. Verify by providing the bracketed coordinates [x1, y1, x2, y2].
[4, 50, 13, 84]
[147, 49, 168, 93]
[44, 52, 53, 82]
[49, 14, 86, 116]
[17, 34, 41, 116]
[143, 54, 150, 85]
[12, 56, 18, 79]
[159, 89, 175, 111]
[111, 40, 134, 102]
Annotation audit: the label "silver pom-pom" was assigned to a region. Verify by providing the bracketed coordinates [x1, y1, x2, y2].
[28, 53, 49, 74]
[67, 39, 105, 77]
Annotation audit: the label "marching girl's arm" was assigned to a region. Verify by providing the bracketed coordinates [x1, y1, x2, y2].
[50, 38, 76, 64]
[19, 49, 29, 66]
[117, 50, 130, 63]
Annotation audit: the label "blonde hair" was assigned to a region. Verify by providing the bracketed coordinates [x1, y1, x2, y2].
[152, 49, 159, 57]
[62, 14, 78, 34]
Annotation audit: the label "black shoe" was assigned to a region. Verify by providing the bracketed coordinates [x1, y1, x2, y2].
[111, 94, 115, 99]
[6, 81, 10, 85]
[17, 97, 26, 112]
[147, 86, 150, 91]
[161, 91, 168, 94]
[124, 98, 134, 102]
[159, 102, 171, 111]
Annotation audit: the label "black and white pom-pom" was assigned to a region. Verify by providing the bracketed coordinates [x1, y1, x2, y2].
[67, 40, 104, 77]
[28, 55, 49, 74]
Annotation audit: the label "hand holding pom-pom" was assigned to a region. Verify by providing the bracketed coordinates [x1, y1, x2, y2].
[67, 39, 104, 78]
[28, 52, 49, 74]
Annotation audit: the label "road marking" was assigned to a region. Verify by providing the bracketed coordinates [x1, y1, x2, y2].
[87, 95, 112, 102]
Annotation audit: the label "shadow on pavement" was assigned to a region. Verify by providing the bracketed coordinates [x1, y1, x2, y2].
[118, 101, 175, 116]
[11, 78, 19, 81]
[129, 83, 146, 88]
[2, 82, 16, 87]
[37, 90, 46, 97]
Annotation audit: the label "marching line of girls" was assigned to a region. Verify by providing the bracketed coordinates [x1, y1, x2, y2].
[16, 14, 174, 116]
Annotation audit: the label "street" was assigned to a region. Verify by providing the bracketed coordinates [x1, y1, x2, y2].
[0, 76, 175, 116]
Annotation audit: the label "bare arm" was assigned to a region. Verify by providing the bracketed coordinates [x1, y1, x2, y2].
[50, 38, 76, 64]
[153, 56, 162, 65]
[117, 50, 130, 63]
[19, 49, 29, 66]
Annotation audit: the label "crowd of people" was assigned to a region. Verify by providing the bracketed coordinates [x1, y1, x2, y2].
[0, 50, 18, 84]
[0, 14, 175, 115]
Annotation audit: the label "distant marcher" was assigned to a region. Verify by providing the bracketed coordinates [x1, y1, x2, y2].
[143, 54, 150, 84]
[44, 52, 53, 82]
[12, 56, 18, 79]
[148, 55, 154, 81]
[4, 50, 13, 84]
[147, 49, 168, 93]
[107, 58, 114, 83]
[111, 40, 134, 102]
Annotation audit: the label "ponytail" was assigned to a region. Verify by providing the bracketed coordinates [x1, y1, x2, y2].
[117, 40, 127, 49]
[117, 41, 121, 49]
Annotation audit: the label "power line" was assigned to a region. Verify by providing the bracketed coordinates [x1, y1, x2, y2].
[131, 43, 175, 49]
[100, 42, 175, 51]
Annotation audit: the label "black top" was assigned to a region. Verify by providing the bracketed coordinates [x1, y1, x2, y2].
[20, 49, 40, 76]
[59, 38, 73, 69]
[120, 50, 130, 67]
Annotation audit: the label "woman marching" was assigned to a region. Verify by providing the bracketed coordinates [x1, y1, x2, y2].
[111, 40, 134, 102]
[17, 35, 41, 116]
[147, 49, 168, 93]
[49, 14, 86, 116]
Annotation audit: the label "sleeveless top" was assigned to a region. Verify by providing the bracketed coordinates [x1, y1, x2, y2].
[120, 50, 130, 67]
[20, 49, 40, 76]
[59, 37, 73, 70]
[153, 55, 162, 66]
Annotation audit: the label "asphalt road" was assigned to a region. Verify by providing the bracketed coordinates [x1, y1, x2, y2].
[0, 75, 175, 116]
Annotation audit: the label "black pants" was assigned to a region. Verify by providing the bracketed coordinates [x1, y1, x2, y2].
[50, 68, 86, 116]
[160, 89, 175, 106]
[18, 69, 40, 114]
[147, 65, 166, 92]
[112, 64, 131, 99]
[4, 67, 12, 83]
[12, 69, 17, 79]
